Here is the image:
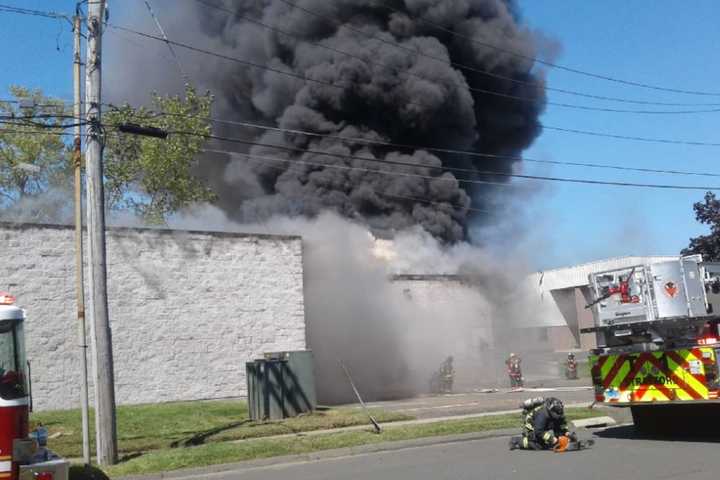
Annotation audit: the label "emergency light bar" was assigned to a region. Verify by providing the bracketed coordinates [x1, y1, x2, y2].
[0, 292, 16, 305]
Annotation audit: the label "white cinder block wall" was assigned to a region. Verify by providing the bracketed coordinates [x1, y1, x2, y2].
[0, 223, 306, 411]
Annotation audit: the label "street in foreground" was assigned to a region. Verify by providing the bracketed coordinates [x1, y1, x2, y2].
[186, 426, 718, 480]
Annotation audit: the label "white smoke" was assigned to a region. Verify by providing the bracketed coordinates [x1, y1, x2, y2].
[161, 205, 540, 402]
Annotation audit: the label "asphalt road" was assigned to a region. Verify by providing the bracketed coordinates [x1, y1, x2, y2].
[218, 426, 719, 480]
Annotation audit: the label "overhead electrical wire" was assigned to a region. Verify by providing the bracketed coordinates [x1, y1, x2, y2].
[77, 21, 720, 142]
[370, 0, 720, 97]
[0, 129, 81, 136]
[541, 124, 720, 147]
[5, 108, 720, 182]
[0, 99, 72, 108]
[201, 147, 491, 214]
[5, 97, 719, 149]
[129, 109, 720, 178]
[5, 5, 720, 171]
[6, 2, 719, 103]
[143, 127, 720, 191]
[0, 114, 86, 130]
[171, 1, 720, 115]
[6, 9, 720, 140]
[142, 0, 190, 83]
[107, 22, 551, 120]
[0, 4, 72, 23]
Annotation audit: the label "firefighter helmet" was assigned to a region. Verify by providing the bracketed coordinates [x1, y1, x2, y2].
[546, 397, 564, 419]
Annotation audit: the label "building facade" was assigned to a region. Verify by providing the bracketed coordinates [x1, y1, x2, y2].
[0, 223, 306, 411]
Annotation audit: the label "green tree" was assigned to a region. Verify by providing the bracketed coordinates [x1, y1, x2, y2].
[0, 86, 71, 212]
[104, 86, 216, 223]
[682, 192, 720, 261]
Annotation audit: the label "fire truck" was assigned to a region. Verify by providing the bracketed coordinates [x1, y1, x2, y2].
[0, 293, 68, 480]
[583, 255, 720, 432]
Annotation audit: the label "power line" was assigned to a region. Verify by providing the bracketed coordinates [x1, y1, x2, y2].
[0, 4, 71, 22]
[105, 21, 538, 120]
[106, 24, 341, 89]
[106, 27, 179, 66]
[0, 112, 85, 129]
[542, 124, 720, 147]
[188, 0, 720, 115]
[133, 109, 720, 178]
[6, 1, 719, 106]
[7, 8, 720, 140]
[371, 0, 720, 98]
[0, 129, 82, 136]
[0, 99, 72, 108]
[203, 148, 489, 214]
[157, 128, 720, 191]
[142, 0, 190, 83]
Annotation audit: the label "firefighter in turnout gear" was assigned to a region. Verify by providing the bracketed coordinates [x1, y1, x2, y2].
[565, 353, 578, 380]
[439, 356, 455, 393]
[509, 398, 576, 451]
[506, 353, 523, 388]
[429, 356, 455, 394]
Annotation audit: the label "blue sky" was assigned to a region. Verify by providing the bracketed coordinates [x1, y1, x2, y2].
[1, 1, 718, 269]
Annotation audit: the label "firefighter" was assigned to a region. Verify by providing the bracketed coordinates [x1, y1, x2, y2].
[429, 356, 455, 394]
[506, 353, 523, 388]
[439, 356, 455, 393]
[565, 353, 578, 380]
[509, 397, 576, 451]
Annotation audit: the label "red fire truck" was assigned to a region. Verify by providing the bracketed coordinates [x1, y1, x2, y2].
[0, 293, 68, 480]
[583, 256, 720, 433]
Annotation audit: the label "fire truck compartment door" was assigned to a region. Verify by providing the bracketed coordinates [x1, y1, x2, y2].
[682, 259, 709, 317]
[651, 261, 699, 319]
[702, 262, 720, 314]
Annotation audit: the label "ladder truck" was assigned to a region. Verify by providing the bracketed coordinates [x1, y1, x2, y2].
[582, 255, 720, 433]
[0, 293, 68, 480]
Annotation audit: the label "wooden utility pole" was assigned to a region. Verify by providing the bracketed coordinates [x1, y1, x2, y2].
[85, 0, 118, 465]
[72, 13, 92, 466]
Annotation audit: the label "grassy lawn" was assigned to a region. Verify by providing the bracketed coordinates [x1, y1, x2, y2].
[32, 400, 412, 460]
[102, 407, 605, 477]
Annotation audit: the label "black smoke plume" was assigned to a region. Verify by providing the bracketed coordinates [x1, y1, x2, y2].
[115, 0, 547, 242]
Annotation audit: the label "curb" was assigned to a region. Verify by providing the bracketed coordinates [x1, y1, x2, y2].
[224, 402, 592, 444]
[116, 428, 519, 480]
[572, 416, 616, 429]
[113, 403, 604, 480]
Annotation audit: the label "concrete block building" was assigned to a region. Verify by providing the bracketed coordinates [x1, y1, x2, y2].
[0, 222, 306, 410]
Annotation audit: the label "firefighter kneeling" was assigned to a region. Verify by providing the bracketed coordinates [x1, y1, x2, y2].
[509, 397, 577, 452]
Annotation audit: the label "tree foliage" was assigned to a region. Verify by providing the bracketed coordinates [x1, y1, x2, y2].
[0, 86, 71, 217]
[0, 84, 217, 223]
[104, 86, 216, 223]
[682, 192, 720, 260]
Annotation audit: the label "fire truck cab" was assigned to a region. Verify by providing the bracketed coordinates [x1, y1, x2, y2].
[0, 293, 68, 480]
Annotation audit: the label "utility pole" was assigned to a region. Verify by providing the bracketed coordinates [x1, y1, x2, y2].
[72, 12, 91, 466]
[85, 0, 118, 465]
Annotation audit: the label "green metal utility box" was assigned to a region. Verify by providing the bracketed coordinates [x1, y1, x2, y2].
[246, 350, 317, 421]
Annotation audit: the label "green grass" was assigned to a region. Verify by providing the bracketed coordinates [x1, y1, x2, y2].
[32, 400, 412, 460]
[102, 407, 605, 477]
